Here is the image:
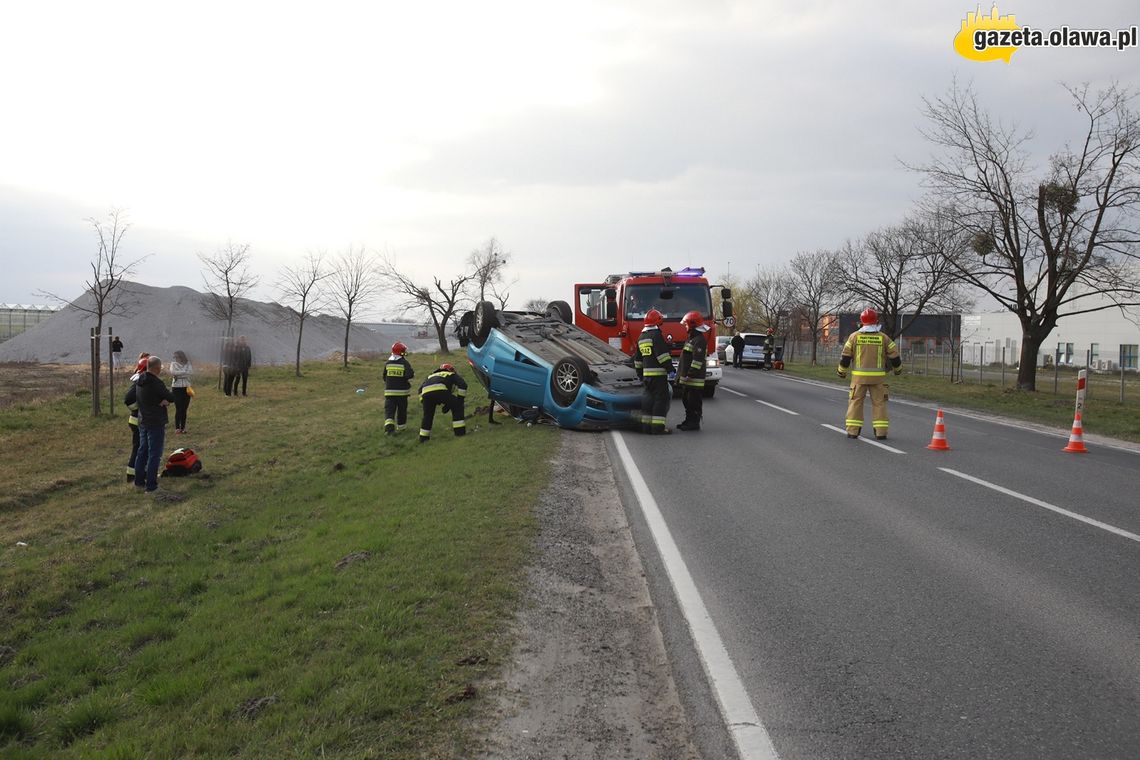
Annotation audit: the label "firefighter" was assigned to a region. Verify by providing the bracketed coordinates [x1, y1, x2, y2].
[837, 308, 902, 439]
[383, 342, 414, 435]
[633, 308, 674, 434]
[418, 362, 468, 443]
[676, 310, 709, 431]
[762, 327, 775, 370]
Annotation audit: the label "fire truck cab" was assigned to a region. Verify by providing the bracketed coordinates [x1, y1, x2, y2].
[572, 267, 734, 398]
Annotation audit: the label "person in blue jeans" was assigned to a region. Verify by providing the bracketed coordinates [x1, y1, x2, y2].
[133, 355, 175, 492]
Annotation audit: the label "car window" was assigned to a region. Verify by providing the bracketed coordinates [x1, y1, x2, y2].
[743, 334, 765, 346]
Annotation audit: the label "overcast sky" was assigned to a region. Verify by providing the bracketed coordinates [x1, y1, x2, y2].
[1, 1, 1136, 315]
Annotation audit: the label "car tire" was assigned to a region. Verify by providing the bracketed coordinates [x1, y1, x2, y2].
[473, 301, 498, 347]
[702, 382, 717, 398]
[457, 311, 474, 347]
[546, 300, 573, 324]
[550, 355, 590, 406]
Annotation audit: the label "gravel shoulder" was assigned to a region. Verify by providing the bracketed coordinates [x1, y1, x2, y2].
[473, 431, 701, 759]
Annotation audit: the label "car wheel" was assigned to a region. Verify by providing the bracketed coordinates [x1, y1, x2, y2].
[473, 301, 498, 347]
[546, 300, 573, 324]
[702, 382, 717, 398]
[456, 311, 474, 347]
[550, 355, 590, 405]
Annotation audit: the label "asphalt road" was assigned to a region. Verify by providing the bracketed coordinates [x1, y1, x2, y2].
[610, 367, 1140, 760]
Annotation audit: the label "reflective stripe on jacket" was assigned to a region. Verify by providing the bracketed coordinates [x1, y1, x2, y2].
[840, 329, 900, 384]
[634, 327, 674, 378]
[384, 356, 415, 396]
[679, 332, 707, 387]
[419, 369, 468, 400]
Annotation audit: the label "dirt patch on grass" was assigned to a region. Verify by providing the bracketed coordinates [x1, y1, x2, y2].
[0, 363, 92, 408]
[474, 432, 699, 759]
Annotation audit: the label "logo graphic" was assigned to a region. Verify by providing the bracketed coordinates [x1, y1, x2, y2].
[955, 5, 1020, 62]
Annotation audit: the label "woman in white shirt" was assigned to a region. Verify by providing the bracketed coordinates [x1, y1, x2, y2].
[169, 350, 194, 433]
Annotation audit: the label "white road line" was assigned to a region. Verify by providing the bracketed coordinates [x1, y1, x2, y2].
[755, 399, 799, 415]
[939, 467, 1140, 544]
[611, 433, 780, 760]
[722, 387, 749, 397]
[821, 424, 906, 454]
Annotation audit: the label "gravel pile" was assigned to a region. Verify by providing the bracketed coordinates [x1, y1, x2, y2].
[0, 282, 437, 366]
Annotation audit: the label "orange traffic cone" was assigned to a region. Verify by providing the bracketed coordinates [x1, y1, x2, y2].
[926, 409, 951, 451]
[1062, 412, 1089, 453]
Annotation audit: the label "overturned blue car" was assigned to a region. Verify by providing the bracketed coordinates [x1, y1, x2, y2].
[457, 301, 643, 430]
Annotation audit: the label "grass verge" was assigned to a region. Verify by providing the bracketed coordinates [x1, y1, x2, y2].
[0, 355, 559, 758]
[780, 361, 1140, 443]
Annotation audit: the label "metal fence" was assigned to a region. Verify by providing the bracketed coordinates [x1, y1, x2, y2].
[785, 341, 1140, 404]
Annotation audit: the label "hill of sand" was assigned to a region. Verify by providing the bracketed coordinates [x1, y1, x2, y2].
[0, 282, 437, 366]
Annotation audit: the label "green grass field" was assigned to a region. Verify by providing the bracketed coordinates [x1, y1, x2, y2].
[779, 360, 1140, 443]
[0, 357, 559, 758]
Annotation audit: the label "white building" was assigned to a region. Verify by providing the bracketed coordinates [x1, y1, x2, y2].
[961, 295, 1140, 371]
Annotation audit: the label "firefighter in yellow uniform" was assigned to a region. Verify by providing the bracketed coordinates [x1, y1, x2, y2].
[837, 308, 902, 440]
[419, 363, 468, 443]
[383, 342, 414, 435]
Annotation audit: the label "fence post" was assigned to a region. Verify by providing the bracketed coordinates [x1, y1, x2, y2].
[1122, 365, 1126, 404]
[1001, 346, 1006, 387]
[89, 327, 98, 416]
[1054, 355, 1060, 394]
[107, 326, 115, 417]
[979, 344, 984, 384]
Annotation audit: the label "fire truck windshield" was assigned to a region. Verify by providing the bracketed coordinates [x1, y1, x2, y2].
[625, 284, 712, 320]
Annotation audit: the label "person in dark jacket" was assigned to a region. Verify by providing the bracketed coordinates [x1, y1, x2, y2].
[221, 337, 238, 396]
[418, 363, 468, 442]
[133, 355, 175, 492]
[235, 335, 252, 396]
[383, 342, 415, 435]
[123, 354, 149, 482]
[676, 311, 709, 431]
[730, 331, 745, 368]
[633, 309, 674, 434]
[111, 336, 124, 369]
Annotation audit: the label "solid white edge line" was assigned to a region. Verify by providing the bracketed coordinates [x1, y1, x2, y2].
[821, 424, 906, 454]
[611, 432, 780, 760]
[939, 467, 1140, 544]
[723, 387, 749, 397]
[755, 399, 799, 416]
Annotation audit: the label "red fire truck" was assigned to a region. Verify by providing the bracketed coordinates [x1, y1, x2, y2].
[571, 267, 734, 398]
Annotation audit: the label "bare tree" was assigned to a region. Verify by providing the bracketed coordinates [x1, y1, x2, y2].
[39, 208, 144, 415]
[376, 254, 475, 353]
[835, 214, 963, 338]
[278, 252, 331, 377]
[745, 266, 796, 333]
[717, 273, 761, 331]
[522, 298, 549, 313]
[199, 241, 258, 337]
[788, 249, 847, 365]
[330, 246, 381, 368]
[467, 237, 511, 304]
[912, 80, 1140, 390]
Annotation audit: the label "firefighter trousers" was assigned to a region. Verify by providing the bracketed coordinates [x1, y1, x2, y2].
[384, 395, 409, 433]
[846, 382, 889, 437]
[640, 376, 671, 434]
[680, 385, 703, 428]
[420, 393, 466, 441]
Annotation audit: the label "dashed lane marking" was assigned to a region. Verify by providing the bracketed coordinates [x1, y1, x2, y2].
[755, 399, 799, 415]
[822, 424, 906, 454]
[612, 432, 780, 760]
[722, 387, 749, 397]
[939, 467, 1140, 544]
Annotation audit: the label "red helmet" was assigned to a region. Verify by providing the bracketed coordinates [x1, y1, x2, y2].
[391, 341, 407, 356]
[860, 308, 879, 326]
[644, 308, 664, 327]
[135, 357, 149, 373]
[766, 327, 774, 335]
[439, 363, 455, 372]
[680, 310, 704, 330]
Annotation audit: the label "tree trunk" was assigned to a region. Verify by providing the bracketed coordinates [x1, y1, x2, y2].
[435, 324, 450, 353]
[1016, 332, 1043, 391]
[342, 319, 351, 368]
[295, 318, 305, 377]
[92, 317, 104, 416]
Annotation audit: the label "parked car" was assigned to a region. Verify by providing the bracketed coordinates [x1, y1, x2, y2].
[715, 335, 731, 362]
[724, 333, 771, 367]
[458, 301, 644, 430]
